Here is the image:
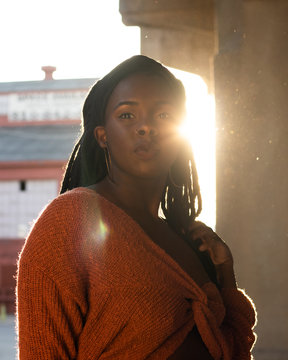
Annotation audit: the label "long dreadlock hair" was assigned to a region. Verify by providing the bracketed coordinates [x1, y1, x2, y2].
[60, 55, 217, 284]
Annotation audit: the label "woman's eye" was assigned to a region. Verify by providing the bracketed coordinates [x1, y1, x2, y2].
[159, 112, 172, 120]
[119, 113, 134, 119]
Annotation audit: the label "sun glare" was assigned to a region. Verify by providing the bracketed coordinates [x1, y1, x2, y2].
[170, 68, 216, 228]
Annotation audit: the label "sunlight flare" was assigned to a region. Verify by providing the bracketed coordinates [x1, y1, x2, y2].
[169, 68, 216, 228]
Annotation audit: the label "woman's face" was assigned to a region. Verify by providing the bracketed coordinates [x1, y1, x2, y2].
[95, 72, 185, 181]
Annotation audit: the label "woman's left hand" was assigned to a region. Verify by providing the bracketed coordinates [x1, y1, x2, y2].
[188, 221, 237, 288]
[188, 221, 233, 267]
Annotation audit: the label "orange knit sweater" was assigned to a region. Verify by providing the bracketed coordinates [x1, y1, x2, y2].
[17, 188, 256, 359]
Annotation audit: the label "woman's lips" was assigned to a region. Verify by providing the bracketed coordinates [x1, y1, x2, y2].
[134, 142, 159, 160]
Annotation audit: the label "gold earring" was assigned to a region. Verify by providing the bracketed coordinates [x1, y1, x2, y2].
[104, 142, 114, 182]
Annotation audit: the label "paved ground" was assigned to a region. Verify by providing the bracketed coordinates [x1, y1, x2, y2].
[0, 315, 17, 360]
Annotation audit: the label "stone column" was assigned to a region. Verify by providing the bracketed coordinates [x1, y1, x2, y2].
[214, 1, 288, 358]
[119, 0, 215, 86]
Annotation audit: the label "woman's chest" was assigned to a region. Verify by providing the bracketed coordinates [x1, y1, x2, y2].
[82, 218, 225, 359]
[85, 248, 195, 359]
[135, 218, 211, 288]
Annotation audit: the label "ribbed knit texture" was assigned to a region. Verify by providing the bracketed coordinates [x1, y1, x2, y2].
[17, 187, 257, 359]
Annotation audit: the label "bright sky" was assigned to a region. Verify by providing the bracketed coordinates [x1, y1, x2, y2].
[1, 0, 215, 226]
[0, 0, 140, 81]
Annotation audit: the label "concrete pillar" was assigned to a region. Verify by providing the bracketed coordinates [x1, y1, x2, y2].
[120, 0, 288, 358]
[119, 0, 215, 85]
[214, 1, 288, 358]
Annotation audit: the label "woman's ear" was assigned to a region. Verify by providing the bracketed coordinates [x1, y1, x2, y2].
[94, 126, 107, 149]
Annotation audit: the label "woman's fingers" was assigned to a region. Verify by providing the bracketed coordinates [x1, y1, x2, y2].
[188, 221, 233, 266]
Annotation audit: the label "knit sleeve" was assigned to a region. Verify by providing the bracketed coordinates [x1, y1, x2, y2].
[17, 261, 85, 360]
[220, 287, 257, 360]
[16, 190, 92, 359]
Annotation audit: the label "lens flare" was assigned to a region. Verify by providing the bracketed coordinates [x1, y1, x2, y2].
[169, 67, 216, 228]
[97, 218, 109, 243]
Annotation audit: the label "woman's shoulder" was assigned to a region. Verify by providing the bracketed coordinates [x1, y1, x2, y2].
[18, 188, 102, 296]
[19, 188, 99, 260]
[51, 187, 120, 214]
[33, 187, 103, 222]
[49, 186, 98, 208]
[21, 186, 128, 250]
[19, 186, 136, 271]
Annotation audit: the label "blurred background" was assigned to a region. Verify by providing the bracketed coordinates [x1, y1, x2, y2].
[0, 1, 287, 359]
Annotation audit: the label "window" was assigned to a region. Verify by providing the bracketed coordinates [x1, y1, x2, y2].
[19, 180, 26, 191]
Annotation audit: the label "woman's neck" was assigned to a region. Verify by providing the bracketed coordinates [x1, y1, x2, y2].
[94, 174, 166, 220]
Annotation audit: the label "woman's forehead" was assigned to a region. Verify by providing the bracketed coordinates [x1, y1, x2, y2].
[107, 73, 180, 105]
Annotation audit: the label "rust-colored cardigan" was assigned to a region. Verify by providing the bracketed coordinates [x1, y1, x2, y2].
[17, 188, 256, 359]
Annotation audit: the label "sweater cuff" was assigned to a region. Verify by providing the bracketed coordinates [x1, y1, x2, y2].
[220, 287, 257, 326]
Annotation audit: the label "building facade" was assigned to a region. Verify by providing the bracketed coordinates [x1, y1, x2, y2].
[0, 67, 96, 313]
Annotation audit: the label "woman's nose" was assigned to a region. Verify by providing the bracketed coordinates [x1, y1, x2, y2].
[136, 120, 158, 137]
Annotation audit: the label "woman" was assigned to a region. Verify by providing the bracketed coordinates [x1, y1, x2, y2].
[17, 55, 256, 359]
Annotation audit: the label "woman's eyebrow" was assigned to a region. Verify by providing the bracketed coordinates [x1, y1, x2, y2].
[113, 101, 138, 110]
[154, 100, 174, 106]
[113, 100, 174, 110]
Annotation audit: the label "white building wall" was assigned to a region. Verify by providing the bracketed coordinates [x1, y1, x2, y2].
[0, 179, 58, 238]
